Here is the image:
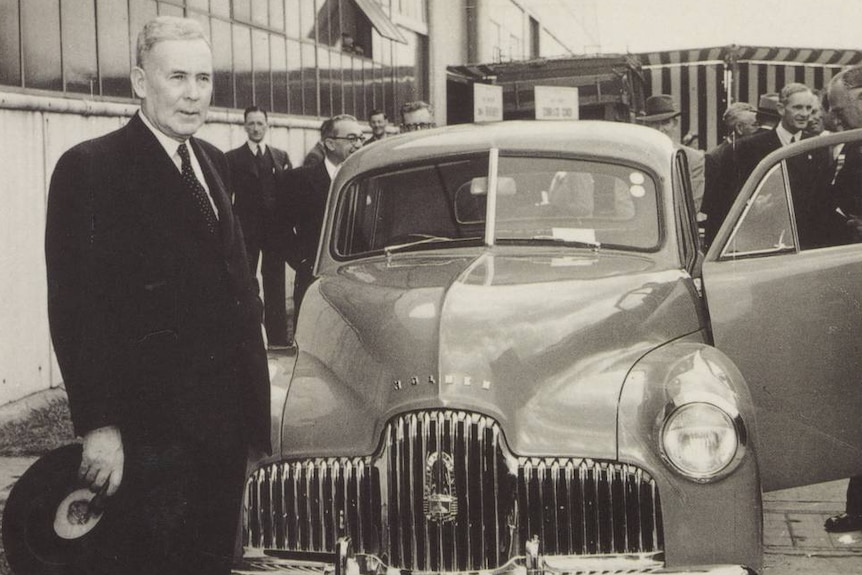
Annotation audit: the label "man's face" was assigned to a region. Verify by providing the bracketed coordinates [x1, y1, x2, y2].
[645, 117, 679, 143]
[369, 113, 387, 137]
[777, 90, 813, 133]
[805, 95, 824, 135]
[244, 111, 268, 143]
[132, 39, 213, 141]
[735, 111, 759, 137]
[401, 107, 434, 131]
[829, 83, 862, 130]
[324, 119, 365, 165]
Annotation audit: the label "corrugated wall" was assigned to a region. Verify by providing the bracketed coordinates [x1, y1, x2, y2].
[0, 92, 324, 406]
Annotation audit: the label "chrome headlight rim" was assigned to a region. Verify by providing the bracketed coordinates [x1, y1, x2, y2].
[658, 395, 748, 483]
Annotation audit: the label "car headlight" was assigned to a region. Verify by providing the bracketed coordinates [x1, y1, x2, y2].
[660, 402, 741, 481]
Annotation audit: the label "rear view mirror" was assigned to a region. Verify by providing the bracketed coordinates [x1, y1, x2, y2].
[469, 176, 517, 196]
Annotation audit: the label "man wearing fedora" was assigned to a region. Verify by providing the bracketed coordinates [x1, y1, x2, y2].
[755, 92, 781, 131]
[636, 94, 705, 213]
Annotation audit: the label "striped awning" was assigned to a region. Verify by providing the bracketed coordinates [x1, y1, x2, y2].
[637, 45, 862, 68]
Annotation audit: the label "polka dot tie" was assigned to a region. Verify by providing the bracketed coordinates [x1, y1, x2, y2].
[178, 142, 218, 235]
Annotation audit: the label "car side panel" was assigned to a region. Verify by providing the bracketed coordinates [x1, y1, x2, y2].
[703, 248, 862, 491]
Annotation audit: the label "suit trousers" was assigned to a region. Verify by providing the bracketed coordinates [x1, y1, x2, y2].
[249, 244, 290, 346]
[846, 475, 862, 515]
[292, 261, 314, 323]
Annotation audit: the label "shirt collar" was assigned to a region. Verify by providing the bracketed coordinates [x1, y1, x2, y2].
[323, 155, 339, 180]
[775, 123, 799, 146]
[138, 111, 186, 160]
[247, 141, 267, 155]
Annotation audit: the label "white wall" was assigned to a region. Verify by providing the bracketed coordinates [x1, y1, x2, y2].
[0, 91, 323, 406]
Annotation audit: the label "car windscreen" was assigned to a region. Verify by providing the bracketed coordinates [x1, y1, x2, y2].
[333, 154, 660, 258]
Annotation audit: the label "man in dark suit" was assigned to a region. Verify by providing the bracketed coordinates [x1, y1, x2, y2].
[732, 83, 814, 186]
[701, 102, 758, 246]
[227, 106, 293, 348]
[45, 16, 270, 575]
[823, 65, 862, 534]
[728, 83, 839, 248]
[279, 114, 365, 319]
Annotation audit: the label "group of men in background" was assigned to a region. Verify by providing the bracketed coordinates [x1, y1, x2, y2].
[228, 99, 435, 348]
[639, 71, 861, 253]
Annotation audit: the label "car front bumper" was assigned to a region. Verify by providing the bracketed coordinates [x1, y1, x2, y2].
[235, 547, 755, 575]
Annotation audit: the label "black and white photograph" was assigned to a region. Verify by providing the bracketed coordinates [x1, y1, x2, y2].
[0, 1, 861, 574]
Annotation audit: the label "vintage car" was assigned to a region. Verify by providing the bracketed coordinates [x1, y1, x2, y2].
[241, 122, 862, 575]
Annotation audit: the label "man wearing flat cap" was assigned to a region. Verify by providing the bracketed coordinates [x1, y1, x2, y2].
[637, 94, 705, 213]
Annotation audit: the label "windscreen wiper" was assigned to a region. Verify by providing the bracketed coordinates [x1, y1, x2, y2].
[383, 235, 463, 256]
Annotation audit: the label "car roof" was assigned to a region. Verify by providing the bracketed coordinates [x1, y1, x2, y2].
[339, 120, 676, 181]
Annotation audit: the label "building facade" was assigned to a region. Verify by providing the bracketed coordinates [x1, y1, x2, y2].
[0, 0, 588, 405]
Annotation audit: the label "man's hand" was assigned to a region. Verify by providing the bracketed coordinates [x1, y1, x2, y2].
[79, 425, 124, 497]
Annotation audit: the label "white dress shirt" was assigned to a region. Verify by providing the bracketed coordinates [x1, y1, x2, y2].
[138, 112, 219, 217]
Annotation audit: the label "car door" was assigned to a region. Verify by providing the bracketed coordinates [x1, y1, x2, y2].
[701, 129, 862, 492]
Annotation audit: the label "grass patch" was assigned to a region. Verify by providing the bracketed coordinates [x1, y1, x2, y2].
[0, 396, 75, 457]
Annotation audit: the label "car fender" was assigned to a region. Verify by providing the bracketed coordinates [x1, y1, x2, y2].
[618, 337, 763, 571]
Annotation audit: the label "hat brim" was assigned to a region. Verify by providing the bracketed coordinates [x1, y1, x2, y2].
[1, 444, 106, 575]
[636, 111, 681, 123]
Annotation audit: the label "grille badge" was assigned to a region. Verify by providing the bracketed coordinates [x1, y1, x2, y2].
[423, 451, 459, 523]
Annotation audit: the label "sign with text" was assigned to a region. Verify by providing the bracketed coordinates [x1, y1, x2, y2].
[474, 83, 503, 122]
[534, 86, 579, 120]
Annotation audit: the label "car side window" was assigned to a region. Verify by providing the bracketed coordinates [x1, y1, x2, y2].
[721, 163, 795, 259]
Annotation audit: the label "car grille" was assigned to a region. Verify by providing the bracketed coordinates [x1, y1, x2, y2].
[246, 410, 663, 572]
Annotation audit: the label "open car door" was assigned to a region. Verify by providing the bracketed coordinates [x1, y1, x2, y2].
[702, 129, 862, 492]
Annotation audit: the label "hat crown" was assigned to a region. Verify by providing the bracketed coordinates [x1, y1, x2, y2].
[644, 94, 677, 116]
[758, 93, 779, 112]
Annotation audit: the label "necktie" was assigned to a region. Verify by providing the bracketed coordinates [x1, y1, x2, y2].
[177, 142, 218, 235]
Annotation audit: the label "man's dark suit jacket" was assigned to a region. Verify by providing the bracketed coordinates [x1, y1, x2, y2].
[732, 128, 782, 186]
[729, 128, 836, 249]
[277, 160, 331, 312]
[45, 113, 271, 453]
[226, 143, 291, 253]
[279, 160, 331, 270]
[702, 139, 738, 246]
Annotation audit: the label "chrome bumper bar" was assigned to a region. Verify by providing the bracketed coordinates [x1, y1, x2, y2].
[236, 536, 754, 575]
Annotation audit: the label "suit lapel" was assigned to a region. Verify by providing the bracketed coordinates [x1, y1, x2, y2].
[126, 115, 223, 256]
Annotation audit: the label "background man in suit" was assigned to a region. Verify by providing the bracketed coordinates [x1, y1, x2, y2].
[366, 109, 389, 144]
[823, 65, 862, 533]
[701, 102, 758, 246]
[45, 16, 270, 574]
[400, 100, 436, 131]
[732, 83, 814, 186]
[636, 94, 706, 212]
[279, 114, 365, 319]
[227, 106, 294, 348]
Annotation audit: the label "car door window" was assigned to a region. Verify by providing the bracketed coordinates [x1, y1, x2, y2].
[720, 163, 795, 259]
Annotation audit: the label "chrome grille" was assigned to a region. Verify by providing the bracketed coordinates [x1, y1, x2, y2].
[246, 410, 663, 571]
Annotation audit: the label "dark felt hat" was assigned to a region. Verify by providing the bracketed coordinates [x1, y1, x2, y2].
[1, 444, 108, 574]
[636, 94, 681, 123]
[757, 93, 781, 119]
